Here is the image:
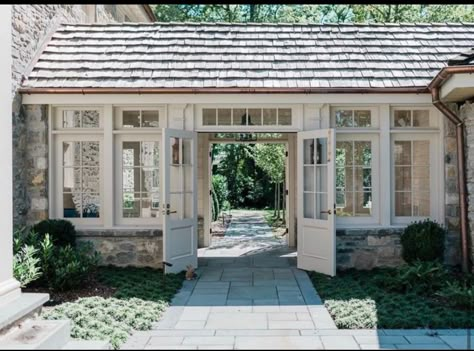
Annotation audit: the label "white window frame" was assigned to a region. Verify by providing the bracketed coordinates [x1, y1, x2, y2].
[54, 134, 104, 226]
[389, 105, 442, 225]
[391, 106, 439, 130]
[195, 104, 303, 132]
[54, 106, 104, 131]
[335, 133, 380, 226]
[114, 133, 163, 226]
[114, 105, 167, 130]
[330, 106, 380, 130]
[390, 132, 440, 225]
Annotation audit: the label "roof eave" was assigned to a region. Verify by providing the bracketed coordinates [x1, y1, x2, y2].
[18, 87, 429, 95]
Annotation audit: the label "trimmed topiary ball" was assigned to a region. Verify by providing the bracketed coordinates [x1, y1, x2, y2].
[33, 219, 77, 247]
[400, 219, 446, 264]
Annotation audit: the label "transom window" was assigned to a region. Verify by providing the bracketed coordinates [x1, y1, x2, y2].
[392, 108, 433, 128]
[62, 109, 100, 128]
[202, 107, 292, 127]
[115, 107, 162, 129]
[331, 108, 376, 128]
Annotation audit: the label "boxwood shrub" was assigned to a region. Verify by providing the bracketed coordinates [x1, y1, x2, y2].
[400, 219, 445, 264]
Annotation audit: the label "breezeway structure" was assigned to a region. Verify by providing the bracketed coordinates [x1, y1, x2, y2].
[17, 22, 474, 277]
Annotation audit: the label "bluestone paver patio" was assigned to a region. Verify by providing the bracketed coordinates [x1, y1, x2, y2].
[122, 211, 473, 350]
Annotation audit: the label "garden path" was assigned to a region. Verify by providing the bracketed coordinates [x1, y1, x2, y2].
[122, 211, 472, 350]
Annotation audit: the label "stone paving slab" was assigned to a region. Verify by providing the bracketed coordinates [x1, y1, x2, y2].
[122, 211, 472, 350]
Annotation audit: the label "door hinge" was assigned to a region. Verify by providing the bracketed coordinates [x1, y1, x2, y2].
[209, 151, 212, 158]
[285, 151, 288, 157]
[210, 190, 212, 196]
[210, 228, 212, 234]
[285, 189, 288, 195]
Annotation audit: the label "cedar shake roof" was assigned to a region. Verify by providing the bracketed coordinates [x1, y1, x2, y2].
[448, 48, 474, 65]
[22, 22, 474, 91]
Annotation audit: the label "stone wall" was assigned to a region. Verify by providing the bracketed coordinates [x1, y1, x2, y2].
[336, 228, 404, 270]
[14, 105, 49, 225]
[12, 5, 88, 95]
[77, 229, 163, 268]
[461, 100, 474, 270]
[444, 108, 462, 266]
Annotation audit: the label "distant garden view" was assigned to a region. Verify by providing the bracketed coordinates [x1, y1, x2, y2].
[210, 142, 286, 227]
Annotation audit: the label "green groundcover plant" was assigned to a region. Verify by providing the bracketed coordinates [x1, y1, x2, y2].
[42, 267, 184, 349]
[310, 267, 473, 329]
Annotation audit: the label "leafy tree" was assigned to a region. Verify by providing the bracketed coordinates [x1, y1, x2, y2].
[153, 4, 474, 23]
[253, 144, 286, 221]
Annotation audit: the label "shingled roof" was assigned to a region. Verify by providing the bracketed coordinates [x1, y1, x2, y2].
[448, 48, 474, 66]
[21, 22, 474, 92]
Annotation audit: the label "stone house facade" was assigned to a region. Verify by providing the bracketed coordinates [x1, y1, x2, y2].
[12, 5, 155, 226]
[14, 21, 474, 274]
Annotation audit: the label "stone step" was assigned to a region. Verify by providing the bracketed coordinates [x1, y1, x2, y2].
[62, 339, 110, 350]
[0, 319, 70, 350]
[0, 293, 49, 332]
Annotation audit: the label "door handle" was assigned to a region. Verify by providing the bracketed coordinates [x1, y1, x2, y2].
[167, 210, 178, 215]
[320, 209, 332, 215]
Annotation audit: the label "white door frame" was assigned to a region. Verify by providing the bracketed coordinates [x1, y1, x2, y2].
[297, 128, 336, 276]
[162, 128, 198, 274]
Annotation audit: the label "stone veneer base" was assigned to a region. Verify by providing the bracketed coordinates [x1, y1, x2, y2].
[77, 229, 163, 269]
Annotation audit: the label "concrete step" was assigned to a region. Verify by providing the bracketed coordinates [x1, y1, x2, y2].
[0, 319, 70, 350]
[62, 340, 110, 350]
[0, 293, 49, 332]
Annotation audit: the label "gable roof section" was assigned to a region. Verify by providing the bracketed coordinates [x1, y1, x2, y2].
[21, 22, 474, 93]
[448, 48, 474, 66]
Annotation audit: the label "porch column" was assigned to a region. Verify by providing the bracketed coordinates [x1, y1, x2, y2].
[0, 5, 21, 304]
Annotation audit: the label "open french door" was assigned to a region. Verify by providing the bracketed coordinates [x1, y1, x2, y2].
[297, 129, 336, 276]
[162, 128, 198, 274]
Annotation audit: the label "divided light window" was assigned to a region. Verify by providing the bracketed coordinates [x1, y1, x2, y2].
[121, 141, 160, 219]
[332, 109, 372, 128]
[392, 109, 431, 128]
[336, 141, 372, 217]
[121, 109, 160, 128]
[202, 108, 292, 126]
[62, 109, 100, 128]
[62, 141, 101, 219]
[393, 140, 430, 217]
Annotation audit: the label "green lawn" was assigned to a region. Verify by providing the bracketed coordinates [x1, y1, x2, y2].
[310, 269, 473, 329]
[41, 266, 184, 349]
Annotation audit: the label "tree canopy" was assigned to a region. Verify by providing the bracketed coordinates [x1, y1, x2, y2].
[153, 5, 474, 23]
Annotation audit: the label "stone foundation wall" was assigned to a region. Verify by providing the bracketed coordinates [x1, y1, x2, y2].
[336, 228, 404, 270]
[77, 229, 163, 268]
[336, 225, 460, 271]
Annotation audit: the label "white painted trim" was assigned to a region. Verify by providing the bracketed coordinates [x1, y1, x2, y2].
[103, 105, 114, 227]
[379, 104, 391, 226]
[22, 93, 434, 106]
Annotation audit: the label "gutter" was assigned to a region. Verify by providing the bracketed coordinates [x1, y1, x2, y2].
[18, 87, 428, 95]
[429, 64, 474, 273]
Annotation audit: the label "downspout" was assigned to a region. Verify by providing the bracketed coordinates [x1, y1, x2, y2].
[431, 86, 470, 273]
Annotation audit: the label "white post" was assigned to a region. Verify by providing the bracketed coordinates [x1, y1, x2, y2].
[0, 5, 21, 304]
